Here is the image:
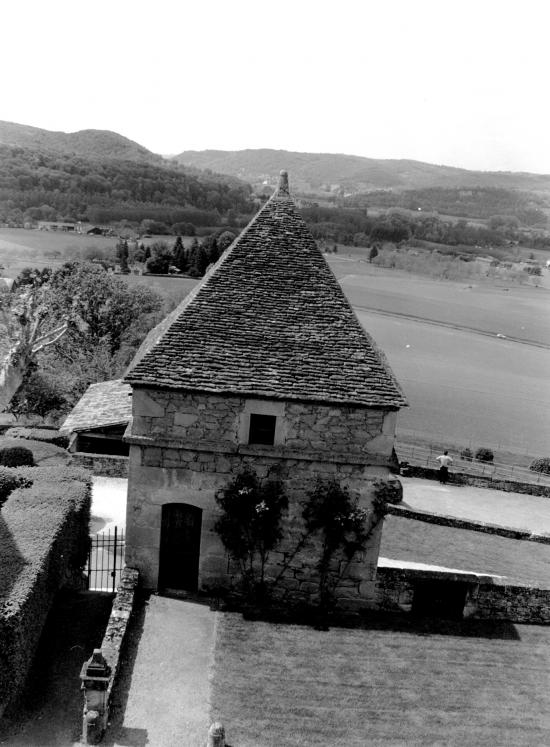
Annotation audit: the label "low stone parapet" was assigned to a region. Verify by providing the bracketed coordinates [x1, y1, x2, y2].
[81, 567, 139, 744]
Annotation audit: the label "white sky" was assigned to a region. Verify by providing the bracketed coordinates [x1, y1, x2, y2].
[1, 0, 549, 173]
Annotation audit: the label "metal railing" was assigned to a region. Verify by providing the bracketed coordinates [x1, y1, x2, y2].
[396, 443, 550, 486]
[86, 527, 126, 592]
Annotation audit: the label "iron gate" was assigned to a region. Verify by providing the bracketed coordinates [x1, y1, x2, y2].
[86, 527, 126, 592]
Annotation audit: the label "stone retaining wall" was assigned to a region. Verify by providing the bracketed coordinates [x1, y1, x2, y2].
[404, 465, 550, 498]
[70, 453, 129, 477]
[375, 566, 550, 624]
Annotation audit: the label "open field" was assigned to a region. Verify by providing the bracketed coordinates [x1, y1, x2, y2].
[211, 612, 550, 746]
[327, 258, 550, 452]
[1, 229, 548, 455]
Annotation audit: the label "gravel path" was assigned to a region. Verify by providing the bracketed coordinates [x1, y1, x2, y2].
[106, 595, 217, 747]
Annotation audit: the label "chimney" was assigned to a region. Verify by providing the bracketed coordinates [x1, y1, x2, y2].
[278, 170, 289, 194]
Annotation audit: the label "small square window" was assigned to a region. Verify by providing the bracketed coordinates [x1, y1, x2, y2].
[248, 414, 276, 445]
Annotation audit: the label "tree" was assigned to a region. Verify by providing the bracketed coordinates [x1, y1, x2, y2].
[145, 242, 174, 275]
[43, 261, 163, 353]
[368, 245, 379, 263]
[173, 236, 188, 273]
[217, 230, 236, 254]
[8, 371, 66, 420]
[116, 239, 130, 273]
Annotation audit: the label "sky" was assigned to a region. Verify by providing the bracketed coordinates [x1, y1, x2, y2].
[1, 0, 549, 173]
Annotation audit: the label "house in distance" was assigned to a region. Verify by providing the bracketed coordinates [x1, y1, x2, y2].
[124, 171, 407, 609]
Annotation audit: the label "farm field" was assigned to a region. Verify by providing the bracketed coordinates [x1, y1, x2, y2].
[1, 229, 548, 454]
[360, 311, 550, 451]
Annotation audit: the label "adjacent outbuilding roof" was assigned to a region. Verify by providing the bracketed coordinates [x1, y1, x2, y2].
[126, 172, 407, 409]
[60, 379, 132, 433]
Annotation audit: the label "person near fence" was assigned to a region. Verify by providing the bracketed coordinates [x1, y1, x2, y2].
[435, 450, 453, 484]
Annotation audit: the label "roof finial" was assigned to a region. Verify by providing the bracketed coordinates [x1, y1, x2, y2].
[278, 170, 289, 194]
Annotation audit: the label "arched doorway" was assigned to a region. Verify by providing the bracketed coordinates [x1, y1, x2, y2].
[158, 503, 202, 592]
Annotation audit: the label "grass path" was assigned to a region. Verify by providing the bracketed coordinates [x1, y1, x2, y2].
[380, 515, 550, 587]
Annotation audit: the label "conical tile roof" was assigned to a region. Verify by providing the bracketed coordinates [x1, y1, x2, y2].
[126, 172, 407, 409]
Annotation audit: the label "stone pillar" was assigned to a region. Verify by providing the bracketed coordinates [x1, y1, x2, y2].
[80, 649, 111, 744]
[207, 721, 226, 747]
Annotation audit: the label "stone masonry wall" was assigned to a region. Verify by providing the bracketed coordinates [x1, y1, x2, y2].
[70, 453, 129, 477]
[130, 389, 397, 463]
[126, 388, 399, 611]
[376, 566, 550, 624]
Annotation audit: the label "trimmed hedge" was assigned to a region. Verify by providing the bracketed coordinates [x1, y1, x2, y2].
[0, 446, 34, 467]
[4, 427, 69, 449]
[0, 467, 33, 507]
[0, 466, 91, 716]
[0, 437, 68, 466]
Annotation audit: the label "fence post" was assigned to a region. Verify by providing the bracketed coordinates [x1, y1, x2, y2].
[112, 526, 118, 593]
[80, 649, 111, 744]
[207, 722, 226, 747]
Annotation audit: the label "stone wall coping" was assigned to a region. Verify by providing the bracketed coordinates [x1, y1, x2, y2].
[378, 563, 550, 592]
[386, 504, 550, 545]
[376, 564, 502, 586]
[125, 433, 393, 467]
[72, 451, 129, 462]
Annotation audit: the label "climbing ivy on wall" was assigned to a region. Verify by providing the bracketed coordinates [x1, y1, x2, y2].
[215, 467, 288, 602]
[302, 479, 387, 623]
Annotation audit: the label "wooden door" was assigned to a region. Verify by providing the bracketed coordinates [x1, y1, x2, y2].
[158, 503, 202, 592]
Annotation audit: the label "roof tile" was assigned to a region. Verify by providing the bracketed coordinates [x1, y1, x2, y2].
[126, 176, 407, 409]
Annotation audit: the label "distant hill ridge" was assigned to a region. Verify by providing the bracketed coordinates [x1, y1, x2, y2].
[173, 148, 550, 194]
[0, 120, 162, 164]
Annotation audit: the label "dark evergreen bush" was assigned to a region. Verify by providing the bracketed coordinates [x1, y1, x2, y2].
[475, 447, 494, 463]
[529, 458, 550, 475]
[0, 446, 35, 467]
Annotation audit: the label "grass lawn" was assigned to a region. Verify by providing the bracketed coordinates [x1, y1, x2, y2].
[211, 612, 550, 746]
[380, 515, 550, 587]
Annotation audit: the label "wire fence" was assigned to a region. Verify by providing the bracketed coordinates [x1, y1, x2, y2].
[395, 443, 550, 487]
[396, 427, 540, 456]
[86, 527, 126, 592]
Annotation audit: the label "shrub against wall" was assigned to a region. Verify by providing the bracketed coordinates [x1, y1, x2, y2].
[529, 458, 550, 475]
[0, 466, 91, 716]
[215, 468, 287, 601]
[475, 447, 494, 463]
